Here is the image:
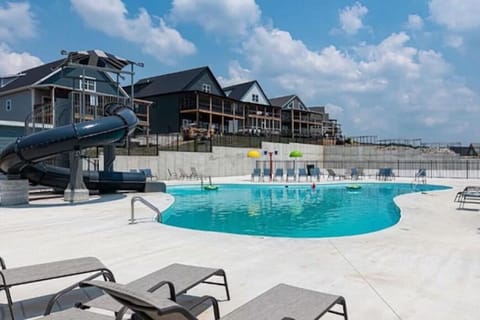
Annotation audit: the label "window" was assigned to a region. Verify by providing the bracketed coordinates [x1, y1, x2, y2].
[202, 83, 211, 93]
[252, 94, 259, 102]
[5, 99, 12, 111]
[79, 76, 96, 92]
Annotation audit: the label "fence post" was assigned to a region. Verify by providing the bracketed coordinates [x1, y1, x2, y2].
[466, 160, 469, 179]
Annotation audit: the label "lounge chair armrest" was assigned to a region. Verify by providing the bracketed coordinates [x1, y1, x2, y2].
[188, 295, 220, 320]
[43, 270, 115, 315]
[0, 257, 6, 270]
[147, 280, 176, 300]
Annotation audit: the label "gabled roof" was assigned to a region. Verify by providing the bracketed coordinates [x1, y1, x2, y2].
[269, 95, 295, 108]
[134, 66, 225, 98]
[0, 59, 63, 93]
[223, 80, 272, 106]
[223, 80, 256, 100]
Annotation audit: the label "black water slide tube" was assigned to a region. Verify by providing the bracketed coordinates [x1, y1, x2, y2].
[0, 103, 146, 192]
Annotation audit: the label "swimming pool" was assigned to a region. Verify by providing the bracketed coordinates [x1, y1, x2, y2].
[163, 183, 449, 238]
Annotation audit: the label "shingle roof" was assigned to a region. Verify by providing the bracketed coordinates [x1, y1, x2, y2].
[223, 80, 256, 100]
[0, 59, 63, 93]
[134, 66, 222, 98]
[269, 95, 295, 108]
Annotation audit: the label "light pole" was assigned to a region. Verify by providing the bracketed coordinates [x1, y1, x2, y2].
[263, 149, 278, 180]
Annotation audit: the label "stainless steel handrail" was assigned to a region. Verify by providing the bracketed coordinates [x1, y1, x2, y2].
[130, 196, 162, 224]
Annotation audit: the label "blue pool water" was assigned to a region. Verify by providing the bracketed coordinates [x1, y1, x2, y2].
[163, 183, 449, 238]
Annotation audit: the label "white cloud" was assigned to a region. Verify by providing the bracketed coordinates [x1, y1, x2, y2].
[0, 2, 36, 42]
[217, 61, 252, 87]
[339, 2, 368, 35]
[70, 0, 195, 64]
[232, 26, 480, 142]
[406, 14, 424, 30]
[0, 2, 41, 75]
[429, 0, 480, 31]
[444, 34, 464, 49]
[0, 43, 42, 75]
[171, 0, 261, 37]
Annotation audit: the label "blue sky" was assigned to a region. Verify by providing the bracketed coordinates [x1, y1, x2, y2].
[1, 0, 480, 144]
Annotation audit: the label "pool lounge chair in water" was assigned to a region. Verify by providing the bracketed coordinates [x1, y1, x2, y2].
[72, 280, 348, 320]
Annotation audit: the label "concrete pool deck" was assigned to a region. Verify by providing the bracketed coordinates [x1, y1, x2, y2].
[1, 177, 480, 319]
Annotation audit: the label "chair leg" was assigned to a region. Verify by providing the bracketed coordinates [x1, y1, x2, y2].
[5, 287, 15, 320]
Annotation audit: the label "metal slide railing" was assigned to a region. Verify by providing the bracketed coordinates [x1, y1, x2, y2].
[130, 196, 162, 224]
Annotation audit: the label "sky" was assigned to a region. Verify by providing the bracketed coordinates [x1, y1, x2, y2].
[1, 0, 480, 144]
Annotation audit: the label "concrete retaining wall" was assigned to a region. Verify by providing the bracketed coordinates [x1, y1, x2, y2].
[102, 142, 324, 180]
[0, 179, 29, 206]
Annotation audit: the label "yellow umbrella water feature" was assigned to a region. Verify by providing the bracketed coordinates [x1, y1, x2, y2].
[247, 150, 261, 179]
[247, 150, 261, 159]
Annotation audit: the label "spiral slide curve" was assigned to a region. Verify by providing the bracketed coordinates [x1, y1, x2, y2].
[0, 103, 146, 192]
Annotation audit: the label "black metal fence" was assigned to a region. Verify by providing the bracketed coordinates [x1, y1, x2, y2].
[255, 160, 480, 179]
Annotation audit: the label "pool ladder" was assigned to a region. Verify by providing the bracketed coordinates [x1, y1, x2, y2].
[130, 196, 162, 224]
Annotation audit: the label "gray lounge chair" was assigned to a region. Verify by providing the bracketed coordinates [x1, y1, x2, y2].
[327, 169, 345, 180]
[79, 263, 230, 315]
[191, 167, 201, 180]
[79, 280, 348, 320]
[178, 168, 191, 179]
[0, 256, 115, 320]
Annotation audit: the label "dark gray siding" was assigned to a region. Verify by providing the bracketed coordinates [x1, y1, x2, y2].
[0, 90, 31, 122]
[41, 68, 124, 96]
[186, 73, 223, 96]
[149, 95, 180, 133]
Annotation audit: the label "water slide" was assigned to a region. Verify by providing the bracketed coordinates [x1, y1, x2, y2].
[0, 103, 146, 192]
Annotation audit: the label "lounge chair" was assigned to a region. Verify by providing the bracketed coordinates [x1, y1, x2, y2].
[286, 168, 296, 182]
[178, 168, 192, 179]
[262, 168, 271, 182]
[79, 280, 348, 320]
[79, 263, 230, 316]
[414, 168, 426, 184]
[455, 186, 480, 209]
[191, 167, 201, 180]
[251, 168, 261, 182]
[140, 168, 157, 181]
[0, 256, 115, 320]
[327, 169, 344, 180]
[376, 168, 395, 181]
[350, 168, 359, 180]
[167, 168, 178, 180]
[274, 168, 284, 181]
[298, 168, 308, 181]
[310, 167, 322, 181]
[251, 168, 262, 182]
